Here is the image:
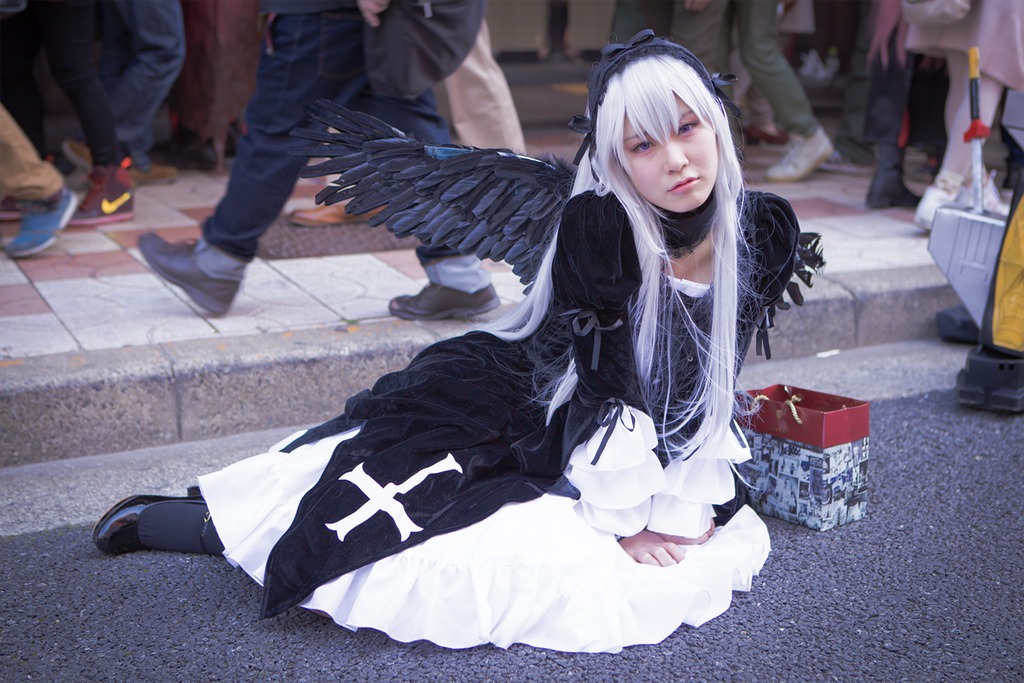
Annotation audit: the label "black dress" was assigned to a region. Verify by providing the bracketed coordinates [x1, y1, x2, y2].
[198, 189, 806, 652]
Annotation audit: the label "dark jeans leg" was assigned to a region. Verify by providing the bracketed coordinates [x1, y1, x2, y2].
[350, 49, 456, 267]
[371, 87, 461, 266]
[203, 13, 371, 261]
[204, 11, 452, 262]
[415, 243, 462, 265]
[352, 88, 449, 147]
[99, 0, 185, 167]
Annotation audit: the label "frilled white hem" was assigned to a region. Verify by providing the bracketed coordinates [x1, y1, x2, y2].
[200, 428, 770, 654]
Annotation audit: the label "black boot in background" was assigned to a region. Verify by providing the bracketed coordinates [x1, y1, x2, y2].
[866, 143, 921, 209]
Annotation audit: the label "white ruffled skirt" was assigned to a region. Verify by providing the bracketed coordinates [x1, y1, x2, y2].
[200, 412, 770, 654]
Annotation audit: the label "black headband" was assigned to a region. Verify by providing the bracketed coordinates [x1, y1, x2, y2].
[568, 30, 738, 166]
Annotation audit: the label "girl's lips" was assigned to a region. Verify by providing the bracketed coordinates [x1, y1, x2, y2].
[670, 177, 698, 192]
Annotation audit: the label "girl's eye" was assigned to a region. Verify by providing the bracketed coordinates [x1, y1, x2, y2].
[632, 140, 653, 153]
[678, 120, 698, 135]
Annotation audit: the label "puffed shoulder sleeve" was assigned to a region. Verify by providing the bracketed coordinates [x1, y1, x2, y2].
[746, 191, 799, 303]
[551, 191, 642, 313]
[744, 190, 825, 358]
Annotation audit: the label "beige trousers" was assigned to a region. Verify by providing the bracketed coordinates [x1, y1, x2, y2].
[0, 104, 64, 201]
[443, 21, 526, 153]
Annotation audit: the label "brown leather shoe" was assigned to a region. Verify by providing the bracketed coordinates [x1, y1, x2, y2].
[131, 162, 178, 185]
[287, 203, 383, 226]
[389, 283, 500, 321]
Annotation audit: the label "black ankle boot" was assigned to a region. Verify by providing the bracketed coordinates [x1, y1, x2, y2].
[866, 144, 920, 209]
[92, 494, 223, 556]
[92, 494, 183, 555]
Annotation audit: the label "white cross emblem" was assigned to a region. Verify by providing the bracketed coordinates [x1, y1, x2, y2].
[325, 453, 463, 542]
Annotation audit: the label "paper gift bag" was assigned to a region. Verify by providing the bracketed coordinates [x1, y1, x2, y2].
[738, 385, 870, 531]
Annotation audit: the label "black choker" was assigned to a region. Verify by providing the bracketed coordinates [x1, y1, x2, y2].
[663, 194, 716, 257]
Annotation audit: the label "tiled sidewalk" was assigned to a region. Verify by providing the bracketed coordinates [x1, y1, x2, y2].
[0, 137, 955, 360]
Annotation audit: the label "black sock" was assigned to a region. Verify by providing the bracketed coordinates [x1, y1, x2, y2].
[137, 499, 225, 555]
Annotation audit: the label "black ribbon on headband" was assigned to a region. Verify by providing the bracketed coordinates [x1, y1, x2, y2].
[568, 114, 594, 166]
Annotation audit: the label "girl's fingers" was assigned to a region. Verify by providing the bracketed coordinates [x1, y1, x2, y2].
[665, 543, 687, 564]
[640, 552, 662, 567]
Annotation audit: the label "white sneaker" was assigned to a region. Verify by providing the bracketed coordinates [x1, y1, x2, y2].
[765, 127, 834, 182]
[914, 183, 961, 230]
[984, 183, 1010, 215]
[958, 174, 1010, 216]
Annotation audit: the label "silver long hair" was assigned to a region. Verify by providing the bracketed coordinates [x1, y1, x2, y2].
[485, 54, 751, 461]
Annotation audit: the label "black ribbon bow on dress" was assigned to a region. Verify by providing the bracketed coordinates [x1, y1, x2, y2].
[591, 398, 637, 466]
[564, 308, 625, 372]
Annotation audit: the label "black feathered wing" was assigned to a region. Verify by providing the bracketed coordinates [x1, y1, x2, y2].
[294, 100, 574, 286]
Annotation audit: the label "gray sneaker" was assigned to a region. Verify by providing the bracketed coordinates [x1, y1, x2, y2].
[138, 234, 246, 315]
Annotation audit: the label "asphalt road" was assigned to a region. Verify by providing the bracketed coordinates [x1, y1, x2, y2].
[2, 342, 1022, 682]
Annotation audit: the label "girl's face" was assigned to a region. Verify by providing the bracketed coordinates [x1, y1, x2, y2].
[621, 97, 718, 214]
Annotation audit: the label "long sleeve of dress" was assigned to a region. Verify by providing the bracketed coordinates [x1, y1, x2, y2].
[551, 191, 644, 409]
[547, 192, 671, 536]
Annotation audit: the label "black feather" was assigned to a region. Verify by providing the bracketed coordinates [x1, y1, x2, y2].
[440, 176, 485, 203]
[293, 100, 575, 285]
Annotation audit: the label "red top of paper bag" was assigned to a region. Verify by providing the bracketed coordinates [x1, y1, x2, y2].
[744, 384, 870, 448]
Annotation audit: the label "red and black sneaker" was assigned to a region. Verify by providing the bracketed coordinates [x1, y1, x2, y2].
[69, 165, 134, 226]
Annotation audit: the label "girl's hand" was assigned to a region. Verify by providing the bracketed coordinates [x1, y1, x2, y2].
[618, 530, 687, 566]
[657, 520, 715, 546]
[618, 522, 716, 566]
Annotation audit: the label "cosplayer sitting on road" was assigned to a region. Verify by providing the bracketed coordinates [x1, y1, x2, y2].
[92, 30, 821, 653]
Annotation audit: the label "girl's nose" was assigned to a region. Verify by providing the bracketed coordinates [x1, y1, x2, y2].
[665, 141, 688, 172]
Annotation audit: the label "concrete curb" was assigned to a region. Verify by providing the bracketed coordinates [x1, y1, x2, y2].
[0, 265, 959, 466]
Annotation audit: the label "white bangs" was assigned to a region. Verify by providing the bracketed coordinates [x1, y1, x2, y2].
[611, 56, 720, 152]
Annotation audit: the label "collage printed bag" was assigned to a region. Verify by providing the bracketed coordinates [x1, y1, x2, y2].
[738, 385, 870, 531]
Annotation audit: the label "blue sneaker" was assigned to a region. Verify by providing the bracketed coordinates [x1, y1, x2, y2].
[5, 188, 78, 258]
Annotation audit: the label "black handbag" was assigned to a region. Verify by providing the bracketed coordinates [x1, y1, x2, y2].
[364, 0, 488, 99]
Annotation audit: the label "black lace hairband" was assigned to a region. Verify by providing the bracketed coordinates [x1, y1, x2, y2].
[568, 29, 739, 166]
